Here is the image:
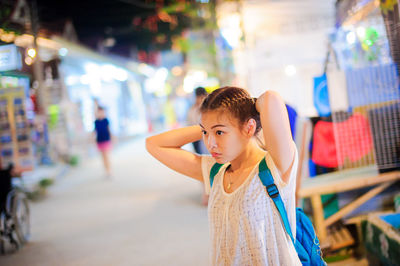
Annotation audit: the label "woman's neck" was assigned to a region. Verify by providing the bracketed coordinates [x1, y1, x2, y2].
[228, 139, 265, 173]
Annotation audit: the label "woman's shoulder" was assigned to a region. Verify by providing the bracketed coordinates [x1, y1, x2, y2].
[264, 141, 298, 188]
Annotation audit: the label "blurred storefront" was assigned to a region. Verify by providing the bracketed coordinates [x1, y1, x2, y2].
[54, 37, 148, 139]
[0, 44, 34, 170]
[216, 0, 336, 117]
[0, 32, 149, 166]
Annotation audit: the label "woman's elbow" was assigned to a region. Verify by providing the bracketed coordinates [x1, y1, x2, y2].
[145, 136, 155, 153]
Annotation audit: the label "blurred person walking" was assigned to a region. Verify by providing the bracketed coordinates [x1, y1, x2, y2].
[187, 87, 209, 205]
[94, 106, 113, 177]
[187, 87, 208, 154]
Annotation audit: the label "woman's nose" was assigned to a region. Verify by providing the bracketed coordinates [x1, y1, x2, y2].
[207, 135, 217, 149]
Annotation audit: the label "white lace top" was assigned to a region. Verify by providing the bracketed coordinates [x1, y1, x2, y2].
[201, 144, 301, 266]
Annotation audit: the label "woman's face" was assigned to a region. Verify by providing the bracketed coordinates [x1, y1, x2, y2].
[200, 110, 249, 164]
[97, 109, 105, 119]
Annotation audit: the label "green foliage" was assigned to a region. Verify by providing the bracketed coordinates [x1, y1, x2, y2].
[0, 3, 23, 34]
[135, 0, 216, 52]
[204, 19, 218, 31]
[161, 2, 193, 15]
[69, 155, 79, 166]
[175, 36, 193, 53]
[26, 190, 41, 200]
[208, 43, 217, 56]
[27, 177, 55, 200]
[0, 5, 12, 28]
[39, 178, 54, 188]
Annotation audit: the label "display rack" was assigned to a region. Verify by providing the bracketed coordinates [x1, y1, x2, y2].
[0, 85, 33, 171]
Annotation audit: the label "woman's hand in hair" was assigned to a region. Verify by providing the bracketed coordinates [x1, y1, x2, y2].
[255, 96, 264, 114]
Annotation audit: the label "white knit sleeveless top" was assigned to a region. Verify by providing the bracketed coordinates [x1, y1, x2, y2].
[201, 143, 301, 266]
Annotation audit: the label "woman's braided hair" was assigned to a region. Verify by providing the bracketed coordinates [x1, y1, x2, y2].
[200, 86, 261, 134]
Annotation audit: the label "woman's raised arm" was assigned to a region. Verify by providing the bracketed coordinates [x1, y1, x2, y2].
[256, 91, 295, 183]
[145, 125, 204, 181]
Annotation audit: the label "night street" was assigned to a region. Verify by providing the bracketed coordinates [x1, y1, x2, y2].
[1, 0, 399, 264]
[0, 137, 209, 266]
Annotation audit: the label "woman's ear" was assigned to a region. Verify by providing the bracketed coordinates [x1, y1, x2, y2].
[245, 118, 257, 137]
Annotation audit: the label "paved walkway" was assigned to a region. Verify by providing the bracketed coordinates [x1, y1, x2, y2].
[0, 137, 209, 266]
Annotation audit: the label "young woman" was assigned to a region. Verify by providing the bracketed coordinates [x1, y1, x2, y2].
[94, 106, 113, 177]
[146, 87, 300, 265]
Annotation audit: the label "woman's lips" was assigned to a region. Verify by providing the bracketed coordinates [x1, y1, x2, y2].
[211, 152, 221, 158]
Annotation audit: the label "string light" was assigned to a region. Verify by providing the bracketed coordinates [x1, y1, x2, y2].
[27, 48, 36, 58]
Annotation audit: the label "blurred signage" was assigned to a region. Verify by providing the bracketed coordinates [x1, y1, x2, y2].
[0, 44, 21, 72]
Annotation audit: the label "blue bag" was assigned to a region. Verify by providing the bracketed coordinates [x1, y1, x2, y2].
[209, 158, 326, 266]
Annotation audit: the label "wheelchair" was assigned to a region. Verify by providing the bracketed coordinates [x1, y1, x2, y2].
[0, 165, 30, 254]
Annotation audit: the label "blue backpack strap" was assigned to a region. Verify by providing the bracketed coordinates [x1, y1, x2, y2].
[210, 163, 223, 188]
[258, 157, 295, 244]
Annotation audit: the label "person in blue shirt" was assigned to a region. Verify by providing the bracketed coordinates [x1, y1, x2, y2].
[94, 106, 112, 177]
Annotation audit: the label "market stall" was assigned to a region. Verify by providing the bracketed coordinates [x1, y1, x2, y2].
[0, 44, 34, 171]
[297, 0, 400, 254]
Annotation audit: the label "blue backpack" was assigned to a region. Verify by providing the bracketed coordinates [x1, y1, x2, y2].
[210, 158, 326, 266]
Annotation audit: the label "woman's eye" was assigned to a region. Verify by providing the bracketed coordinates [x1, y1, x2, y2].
[202, 130, 207, 135]
[216, 130, 224, 135]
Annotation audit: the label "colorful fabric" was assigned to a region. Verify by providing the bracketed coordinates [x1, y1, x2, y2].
[335, 113, 373, 165]
[311, 120, 337, 167]
[312, 114, 373, 167]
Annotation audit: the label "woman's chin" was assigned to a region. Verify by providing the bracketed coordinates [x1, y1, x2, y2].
[214, 157, 227, 164]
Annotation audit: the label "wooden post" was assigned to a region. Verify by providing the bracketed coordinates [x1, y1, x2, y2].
[310, 194, 327, 243]
[296, 120, 309, 205]
[325, 181, 394, 227]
